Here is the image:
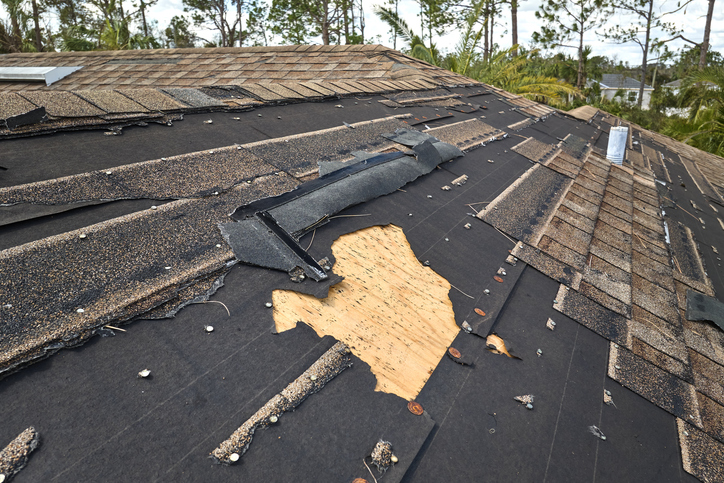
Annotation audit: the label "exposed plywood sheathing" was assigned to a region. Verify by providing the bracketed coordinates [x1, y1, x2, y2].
[273, 225, 459, 401]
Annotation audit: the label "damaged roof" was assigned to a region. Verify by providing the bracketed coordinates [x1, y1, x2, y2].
[1, 46, 723, 483]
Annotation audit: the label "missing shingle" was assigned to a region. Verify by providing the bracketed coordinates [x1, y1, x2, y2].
[272, 225, 459, 400]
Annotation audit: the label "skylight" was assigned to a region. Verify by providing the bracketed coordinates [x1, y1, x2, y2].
[0, 66, 83, 86]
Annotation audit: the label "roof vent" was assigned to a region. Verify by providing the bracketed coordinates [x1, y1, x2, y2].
[0, 66, 83, 86]
[606, 126, 628, 165]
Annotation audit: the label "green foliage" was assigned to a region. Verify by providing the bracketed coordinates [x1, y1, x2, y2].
[532, 0, 611, 88]
[467, 46, 579, 106]
[164, 15, 196, 48]
[374, 5, 439, 64]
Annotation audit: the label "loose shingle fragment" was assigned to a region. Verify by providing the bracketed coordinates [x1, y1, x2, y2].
[0, 427, 39, 482]
[211, 342, 352, 464]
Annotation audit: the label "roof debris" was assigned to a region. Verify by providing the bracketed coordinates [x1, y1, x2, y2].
[0, 427, 39, 482]
[211, 342, 352, 464]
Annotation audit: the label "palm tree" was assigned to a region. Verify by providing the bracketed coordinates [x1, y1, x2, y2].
[472, 47, 579, 105]
[676, 66, 724, 155]
[373, 6, 438, 65]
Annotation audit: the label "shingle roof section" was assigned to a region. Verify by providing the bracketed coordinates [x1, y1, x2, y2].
[2, 45, 724, 483]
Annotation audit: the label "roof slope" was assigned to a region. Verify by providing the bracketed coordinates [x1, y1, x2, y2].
[600, 73, 652, 89]
[1, 46, 723, 483]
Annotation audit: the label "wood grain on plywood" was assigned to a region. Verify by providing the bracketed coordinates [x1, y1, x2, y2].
[273, 225, 459, 401]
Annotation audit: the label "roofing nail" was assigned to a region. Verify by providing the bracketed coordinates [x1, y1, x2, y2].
[138, 369, 151, 378]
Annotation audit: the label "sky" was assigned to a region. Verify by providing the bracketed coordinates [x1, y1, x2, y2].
[2, 0, 722, 67]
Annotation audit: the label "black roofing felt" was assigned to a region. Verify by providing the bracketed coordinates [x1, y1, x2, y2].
[0, 83, 722, 482]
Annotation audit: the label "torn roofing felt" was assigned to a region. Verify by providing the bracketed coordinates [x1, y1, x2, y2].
[220, 130, 463, 280]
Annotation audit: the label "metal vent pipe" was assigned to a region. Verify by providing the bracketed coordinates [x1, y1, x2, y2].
[606, 126, 628, 165]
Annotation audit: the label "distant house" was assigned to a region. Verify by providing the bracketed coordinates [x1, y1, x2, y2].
[589, 74, 654, 109]
[663, 78, 718, 94]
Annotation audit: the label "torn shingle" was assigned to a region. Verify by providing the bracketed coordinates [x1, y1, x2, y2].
[678, 419, 724, 482]
[609, 344, 701, 427]
[686, 290, 724, 332]
[553, 284, 630, 346]
[244, 116, 406, 178]
[478, 164, 573, 245]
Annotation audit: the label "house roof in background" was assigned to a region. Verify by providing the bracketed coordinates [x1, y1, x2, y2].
[1, 46, 723, 483]
[600, 73, 652, 89]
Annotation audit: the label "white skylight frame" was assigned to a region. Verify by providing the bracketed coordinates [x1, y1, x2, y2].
[0, 66, 83, 86]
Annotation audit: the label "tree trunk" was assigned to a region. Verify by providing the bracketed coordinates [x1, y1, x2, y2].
[577, 29, 584, 89]
[9, 16, 21, 52]
[511, 0, 517, 55]
[344, 0, 350, 43]
[638, 0, 654, 109]
[699, 0, 714, 69]
[237, 0, 242, 46]
[393, 0, 397, 49]
[322, 0, 330, 44]
[31, 0, 43, 51]
[140, 0, 149, 37]
[483, 0, 489, 62]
